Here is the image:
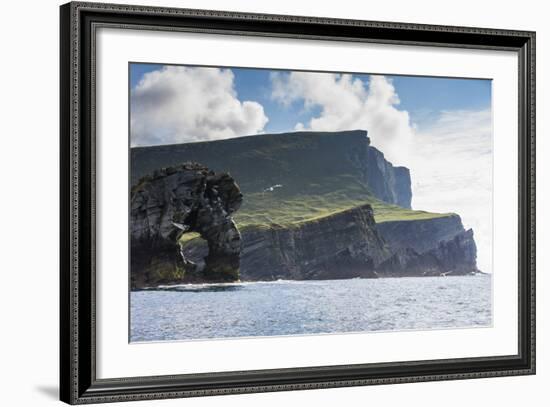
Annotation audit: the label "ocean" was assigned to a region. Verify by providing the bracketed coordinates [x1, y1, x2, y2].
[130, 275, 491, 342]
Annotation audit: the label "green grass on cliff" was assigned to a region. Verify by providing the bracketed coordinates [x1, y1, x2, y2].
[370, 203, 453, 223]
[133, 131, 453, 238]
[231, 171, 452, 230]
[181, 195, 452, 245]
[234, 190, 452, 231]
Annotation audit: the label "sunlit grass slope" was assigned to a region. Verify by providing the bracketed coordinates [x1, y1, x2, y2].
[132, 131, 452, 233]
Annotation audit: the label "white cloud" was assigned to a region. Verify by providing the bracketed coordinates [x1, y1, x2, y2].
[271, 73, 414, 164]
[271, 72, 492, 273]
[131, 66, 268, 146]
[410, 109, 493, 274]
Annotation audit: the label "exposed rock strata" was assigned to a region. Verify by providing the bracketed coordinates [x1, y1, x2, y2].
[130, 163, 242, 288]
[177, 204, 386, 281]
[348, 142, 412, 209]
[177, 213, 479, 282]
[239, 204, 387, 280]
[376, 215, 465, 254]
[377, 229, 478, 277]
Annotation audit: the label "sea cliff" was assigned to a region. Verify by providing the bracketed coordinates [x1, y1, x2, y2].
[174, 209, 478, 283]
[130, 131, 480, 288]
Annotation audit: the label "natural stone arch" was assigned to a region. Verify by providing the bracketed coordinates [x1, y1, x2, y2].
[177, 232, 207, 272]
[130, 163, 242, 288]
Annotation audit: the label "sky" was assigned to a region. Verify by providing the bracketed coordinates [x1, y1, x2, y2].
[129, 63, 493, 273]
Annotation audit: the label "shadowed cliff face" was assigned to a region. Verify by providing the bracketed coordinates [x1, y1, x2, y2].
[376, 215, 466, 254]
[130, 163, 242, 288]
[377, 229, 478, 277]
[239, 204, 387, 280]
[375, 216, 479, 276]
[348, 144, 412, 209]
[169, 204, 387, 281]
[237, 213, 478, 279]
[178, 211, 479, 282]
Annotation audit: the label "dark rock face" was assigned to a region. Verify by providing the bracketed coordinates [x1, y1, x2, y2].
[392, 167, 413, 209]
[130, 163, 242, 288]
[345, 133, 412, 209]
[176, 211, 479, 282]
[180, 204, 386, 281]
[376, 215, 479, 277]
[377, 229, 478, 277]
[239, 204, 387, 280]
[365, 147, 412, 209]
[235, 212, 478, 280]
[376, 215, 466, 254]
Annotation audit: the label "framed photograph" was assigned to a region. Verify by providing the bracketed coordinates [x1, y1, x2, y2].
[60, 1, 535, 404]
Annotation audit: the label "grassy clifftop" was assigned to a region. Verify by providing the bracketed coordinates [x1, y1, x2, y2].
[234, 183, 451, 231]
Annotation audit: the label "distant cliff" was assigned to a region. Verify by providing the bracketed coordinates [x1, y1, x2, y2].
[347, 142, 412, 209]
[131, 130, 412, 209]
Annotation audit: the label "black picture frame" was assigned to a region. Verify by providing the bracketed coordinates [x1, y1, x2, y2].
[60, 1, 536, 404]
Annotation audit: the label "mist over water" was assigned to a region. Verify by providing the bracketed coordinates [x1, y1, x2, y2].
[130, 275, 491, 342]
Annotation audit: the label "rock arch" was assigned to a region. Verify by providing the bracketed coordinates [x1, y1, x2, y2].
[130, 163, 243, 288]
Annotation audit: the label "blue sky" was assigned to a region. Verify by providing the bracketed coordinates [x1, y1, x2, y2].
[130, 63, 491, 134]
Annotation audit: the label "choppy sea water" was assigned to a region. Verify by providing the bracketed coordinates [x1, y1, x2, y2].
[130, 275, 491, 342]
